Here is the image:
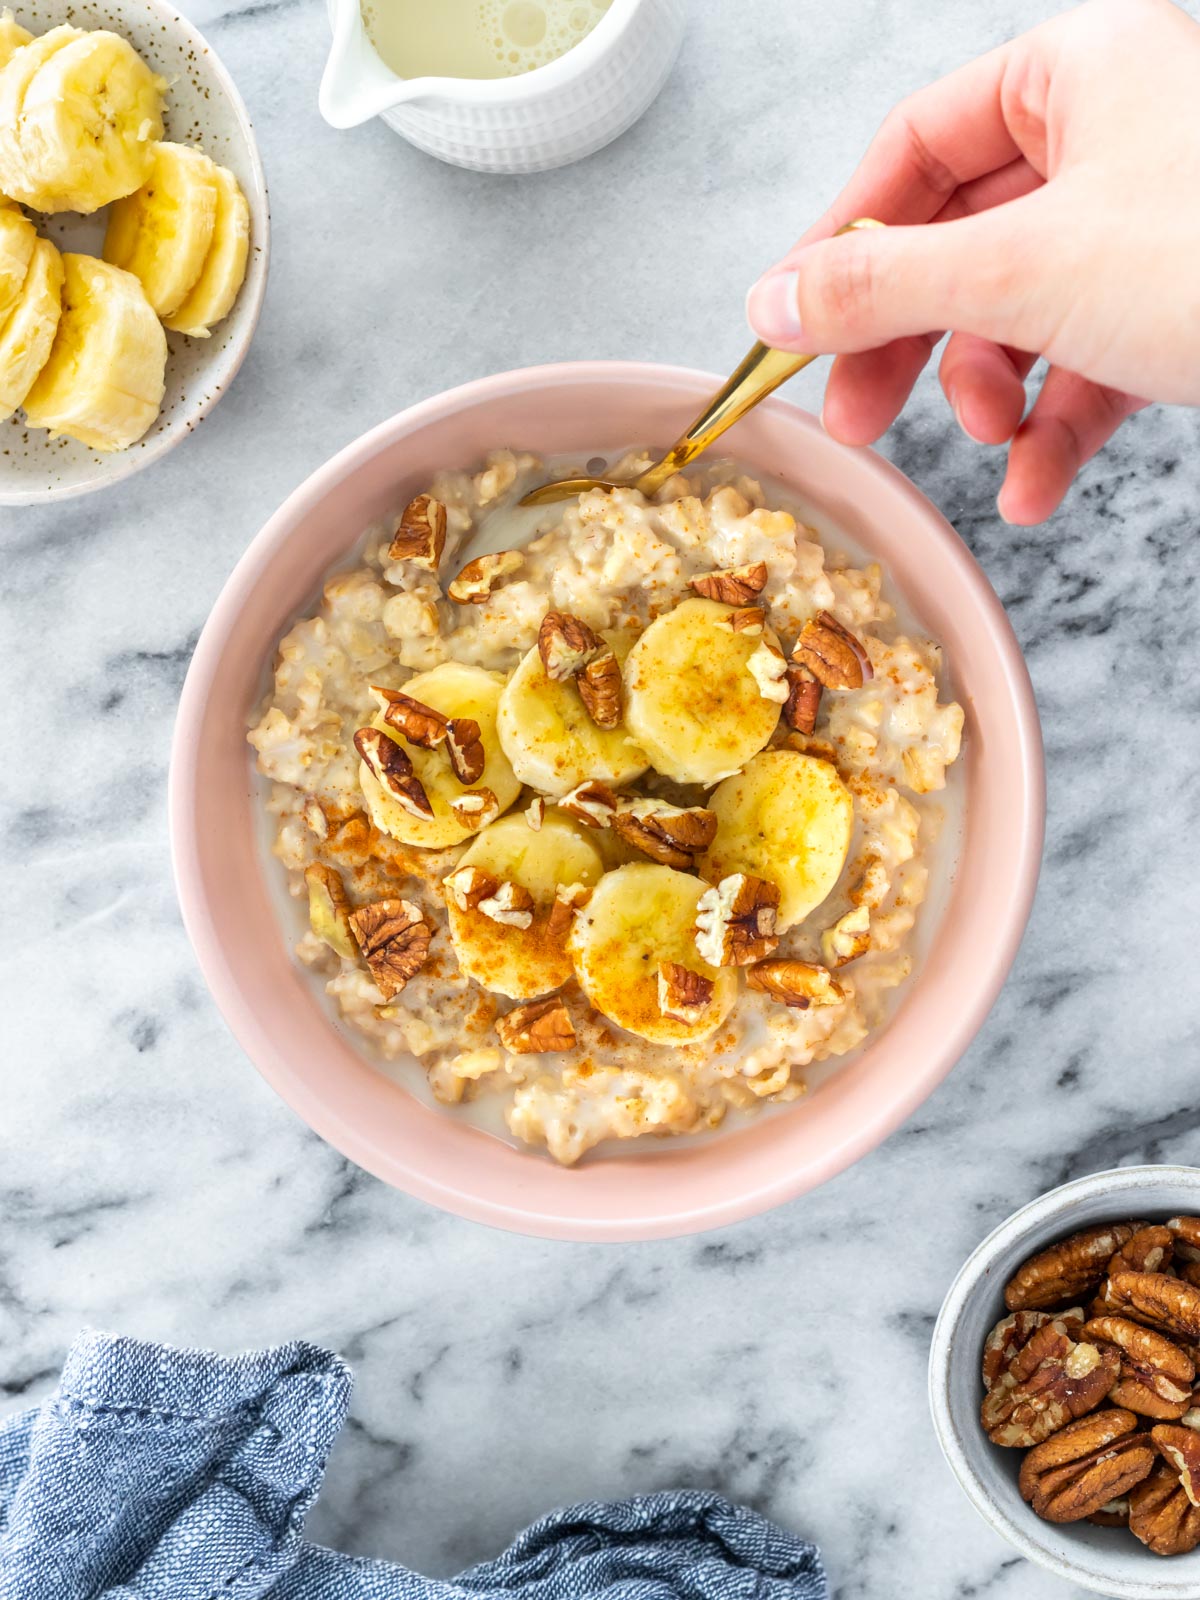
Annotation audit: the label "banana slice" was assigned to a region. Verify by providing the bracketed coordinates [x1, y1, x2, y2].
[700, 750, 853, 929]
[0, 11, 32, 69]
[569, 862, 736, 1045]
[497, 628, 648, 796]
[446, 812, 605, 1000]
[0, 236, 62, 420]
[0, 27, 83, 203]
[22, 254, 166, 450]
[5, 29, 164, 213]
[103, 142, 220, 318]
[0, 202, 33, 323]
[163, 161, 250, 337]
[623, 597, 783, 784]
[359, 661, 520, 849]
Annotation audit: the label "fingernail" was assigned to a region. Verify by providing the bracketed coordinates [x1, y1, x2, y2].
[949, 386, 987, 445]
[996, 488, 1016, 525]
[746, 270, 803, 344]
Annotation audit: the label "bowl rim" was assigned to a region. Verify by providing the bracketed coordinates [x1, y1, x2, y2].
[0, 0, 270, 507]
[169, 358, 1045, 1240]
[928, 1163, 1200, 1599]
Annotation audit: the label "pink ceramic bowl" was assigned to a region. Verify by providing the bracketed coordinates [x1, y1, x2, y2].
[169, 362, 1044, 1240]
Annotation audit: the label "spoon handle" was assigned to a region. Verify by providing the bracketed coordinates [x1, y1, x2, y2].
[631, 343, 816, 498]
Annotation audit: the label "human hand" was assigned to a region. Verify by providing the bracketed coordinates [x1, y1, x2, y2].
[745, 0, 1200, 524]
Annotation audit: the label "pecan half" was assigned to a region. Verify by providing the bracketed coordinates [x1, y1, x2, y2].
[372, 686, 449, 748]
[445, 717, 486, 785]
[657, 961, 715, 1025]
[1084, 1316, 1196, 1419]
[1004, 1223, 1138, 1311]
[714, 606, 766, 635]
[610, 800, 717, 870]
[1130, 1462, 1200, 1555]
[1168, 1218, 1200, 1263]
[543, 881, 591, 942]
[348, 899, 432, 999]
[1088, 1499, 1132, 1527]
[447, 549, 524, 604]
[557, 780, 619, 828]
[783, 664, 821, 734]
[538, 611, 601, 680]
[304, 863, 356, 959]
[577, 650, 622, 729]
[442, 864, 499, 912]
[746, 959, 845, 1010]
[1108, 1273, 1200, 1343]
[477, 880, 535, 929]
[496, 996, 576, 1054]
[1110, 1225, 1176, 1278]
[387, 493, 446, 569]
[695, 873, 780, 967]
[747, 639, 789, 703]
[1017, 1409, 1155, 1524]
[793, 611, 873, 690]
[1152, 1424, 1200, 1507]
[449, 787, 499, 828]
[821, 905, 871, 968]
[981, 1320, 1121, 1447]
[355, 728, 434, 819]
[982, 1309, 1085, 1391]
[689, 562, 768, 604]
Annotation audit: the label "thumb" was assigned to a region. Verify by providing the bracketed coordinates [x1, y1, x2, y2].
[746, 200, 1059, 356]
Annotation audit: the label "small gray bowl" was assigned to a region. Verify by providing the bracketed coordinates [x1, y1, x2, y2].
[929, 1165, 1200, 1599]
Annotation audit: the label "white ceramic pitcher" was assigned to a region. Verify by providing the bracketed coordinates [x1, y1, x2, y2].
[319, 0, 686, 174]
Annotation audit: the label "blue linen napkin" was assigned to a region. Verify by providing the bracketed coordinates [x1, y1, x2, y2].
[0, 1330, 828, 1600]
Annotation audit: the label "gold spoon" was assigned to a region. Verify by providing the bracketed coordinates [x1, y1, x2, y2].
[520, 218, 884, 508]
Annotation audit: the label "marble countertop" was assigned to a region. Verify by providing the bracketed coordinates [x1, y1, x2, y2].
[4, 0, 1200, 1594]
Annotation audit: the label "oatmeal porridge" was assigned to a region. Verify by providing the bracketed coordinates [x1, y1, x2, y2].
[248, 448, 964, 1166]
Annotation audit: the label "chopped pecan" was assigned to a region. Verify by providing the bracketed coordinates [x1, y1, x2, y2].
[348, 899, 432, 998]
[525, 796, 546, 831]
[449, 787, 499, 828]
[714, 606, 766, 635]
[1108, 1273, 1200, 1343]
[1152, 1424, 1200, 1506]
[543, 881, 591, 941]
[981, 1320, 1121, 1447]
[496, 996, 576, 1054]
[1168, 1218, 1200, 1263]
[610, 799, 717, 869]
[557, 780, 619, 828]
[746, 959, 845, 1010]
[1084, 1316, 1196, 1419]
[446, 717, 486, 784]
[688, 562, 768, 604]
[1017, 1409, 1155, 1524]
[355, 728, 434, 819]
[447, 549, 524, 604]
[1109, 1225, 1176, 1278]
[304, 863, 356, 959]
[387, 493, 446, 569]
[747, 639, 789, 703]
[442, 864, 499, 912]
[302, 798, 328, 840]
[783, 664, 821, 734]
[477, 880, 535, 929]
[695, 874, 780, 967]
[657, 961, 715, 1025]
[982, 1309, 1085, 1391]
[538, 611, 602, 680]
[577, 650, 622, 729]
[1130, 1462, 1200, 1555]
[821, 905, 871, 968]
[372, 686, 449, 748]
[793, 611, 873, 689]
[1004, 1223, 1138, 1311]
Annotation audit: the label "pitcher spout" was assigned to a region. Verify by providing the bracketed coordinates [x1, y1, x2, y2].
[319, 0, 420, 128]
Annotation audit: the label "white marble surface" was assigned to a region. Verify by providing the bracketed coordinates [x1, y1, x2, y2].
[3, 1, 1200, 1595]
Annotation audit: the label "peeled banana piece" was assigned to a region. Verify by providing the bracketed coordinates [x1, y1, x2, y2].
[163, 160, 250, 337]
[497, 627, 648, 796]
[623, 597, 784, 785]
[0, 28, 164, 213]
[700, 749, 854, 930]
[359, 661, 521, 850]
[0, 200, 33, 323]
[0, 10, 31, 69]
[446, 811, 605, 1000]
[0, 234, 61, 419]
[103, 141, 219, 317]
[569, 862, 737, 1045]
[23, 253, 166, 450]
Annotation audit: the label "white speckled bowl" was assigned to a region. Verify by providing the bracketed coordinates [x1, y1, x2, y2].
[0, 0, 268, 506]
[930, 1165, 1200, 1599]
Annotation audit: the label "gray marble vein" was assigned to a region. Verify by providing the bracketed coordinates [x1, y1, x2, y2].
[3, 1, 1200, 1596]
